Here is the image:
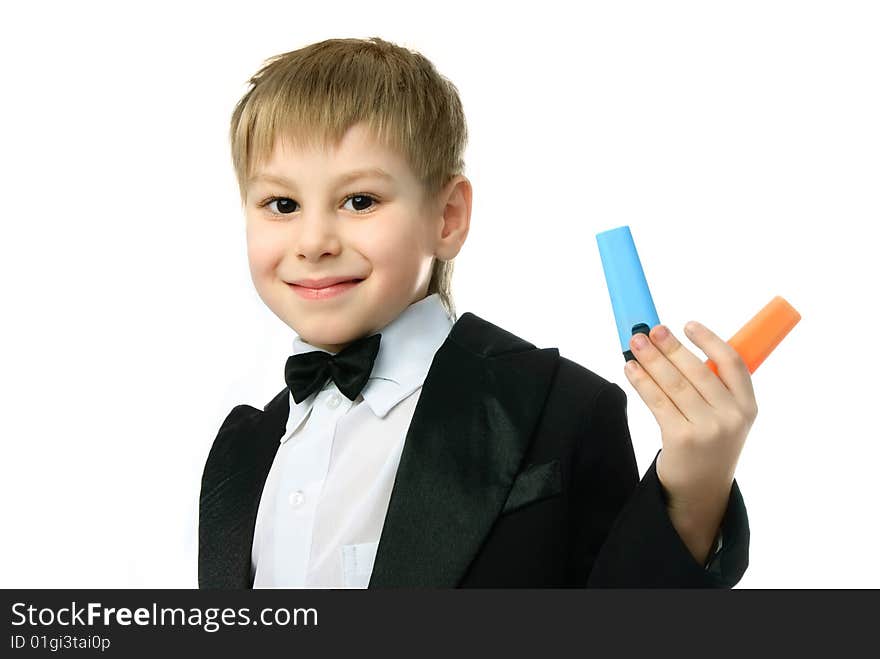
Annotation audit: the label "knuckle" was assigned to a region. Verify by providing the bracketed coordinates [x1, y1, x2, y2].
[729, 350, 749, 371]
[721, 410, 746, 433]
[649, 394, 666, 409]
[668, 375, 689, 396]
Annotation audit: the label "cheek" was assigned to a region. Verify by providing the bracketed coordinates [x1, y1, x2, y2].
[246, 230, 280, 276]
[360, 218, 426, 268]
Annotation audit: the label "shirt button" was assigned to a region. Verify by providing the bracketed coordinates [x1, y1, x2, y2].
[288, 490, 305, 508]
[327, 393, 342, 408]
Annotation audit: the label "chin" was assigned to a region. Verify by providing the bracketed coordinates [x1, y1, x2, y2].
[299, 325, 362, 348]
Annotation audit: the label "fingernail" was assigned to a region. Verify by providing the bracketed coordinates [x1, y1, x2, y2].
[633, 334, 647, 348]
[653, 325, 669, 340]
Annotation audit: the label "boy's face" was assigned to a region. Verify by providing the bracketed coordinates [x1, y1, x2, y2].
[244, 122, 470, 353]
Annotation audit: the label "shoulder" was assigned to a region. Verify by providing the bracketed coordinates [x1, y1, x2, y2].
[201, 388, 288, 491]
[209, 386, 289, 444]
[217, 403, 262, 434]
[555, 354, 623, 403]
[201, 404, 262, 489]
[213, 386, 289, 435]
[457, 310, 621, 401]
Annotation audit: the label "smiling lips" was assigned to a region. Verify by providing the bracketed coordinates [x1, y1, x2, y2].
[288, 276, 364, 300]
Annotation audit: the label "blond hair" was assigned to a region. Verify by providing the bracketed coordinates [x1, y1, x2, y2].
[228, 36, 468, 321]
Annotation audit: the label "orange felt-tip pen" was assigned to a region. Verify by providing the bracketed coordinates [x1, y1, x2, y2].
[703, 295, 801, 376]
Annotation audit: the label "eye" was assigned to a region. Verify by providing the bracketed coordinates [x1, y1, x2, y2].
[258, 193, 380, 216]
[343, 194, 379, 213]
[259, 196, 298, 215]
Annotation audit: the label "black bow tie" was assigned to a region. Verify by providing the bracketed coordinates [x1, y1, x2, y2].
[284, 333, 382, 404]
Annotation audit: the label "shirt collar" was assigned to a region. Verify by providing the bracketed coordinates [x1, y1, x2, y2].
[283, 293, 455, 441]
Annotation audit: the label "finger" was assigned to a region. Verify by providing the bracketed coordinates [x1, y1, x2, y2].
[683, 320, 757, 413]
[628, 325, 712, 426]
[647, 322, 731, 416]
[624, 351, 690, 435]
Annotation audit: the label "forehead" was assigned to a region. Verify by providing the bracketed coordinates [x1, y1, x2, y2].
[249, 123, 410, 186]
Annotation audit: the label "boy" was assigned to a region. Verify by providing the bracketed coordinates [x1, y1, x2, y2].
[199, 37, 754, 588]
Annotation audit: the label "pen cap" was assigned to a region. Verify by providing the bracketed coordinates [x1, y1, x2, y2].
[705, 295, 801, 376]
[596, 225, 661, 353]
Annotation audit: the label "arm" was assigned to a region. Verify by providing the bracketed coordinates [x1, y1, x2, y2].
[580, 384, 749, 588]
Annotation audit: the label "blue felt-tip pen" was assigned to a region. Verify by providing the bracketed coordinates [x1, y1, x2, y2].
[595, 225, 661, 363]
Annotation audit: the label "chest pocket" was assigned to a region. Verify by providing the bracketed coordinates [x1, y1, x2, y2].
[342, 540, 380, 588]
[501, 458, 563, 515]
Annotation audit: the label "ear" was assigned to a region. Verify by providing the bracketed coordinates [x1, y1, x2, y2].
[433, 175, 472, 261]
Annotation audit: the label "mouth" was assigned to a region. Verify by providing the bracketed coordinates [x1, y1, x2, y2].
[290, 276, 365, 289]
[287, 278, 364, 300]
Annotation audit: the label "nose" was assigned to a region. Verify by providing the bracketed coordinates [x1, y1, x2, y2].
[295, 209, 342, 261]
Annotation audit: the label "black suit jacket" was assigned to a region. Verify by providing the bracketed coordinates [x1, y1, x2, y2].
[199, 311, 749, 588]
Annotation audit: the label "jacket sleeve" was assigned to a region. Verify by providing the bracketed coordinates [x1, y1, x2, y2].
[581, 383, 750, 588]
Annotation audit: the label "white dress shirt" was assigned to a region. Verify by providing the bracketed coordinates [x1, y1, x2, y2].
[251, 292, 455, 588]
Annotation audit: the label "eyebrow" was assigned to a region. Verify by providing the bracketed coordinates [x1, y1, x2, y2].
[247, 167, 394, 189]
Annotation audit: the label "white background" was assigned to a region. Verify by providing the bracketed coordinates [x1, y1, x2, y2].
[1, 0, 877, 588]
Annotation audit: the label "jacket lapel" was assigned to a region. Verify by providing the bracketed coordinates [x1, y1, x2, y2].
[204, 311, 559, 588]
[367, 312, 559, 587]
